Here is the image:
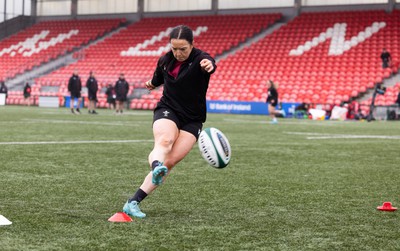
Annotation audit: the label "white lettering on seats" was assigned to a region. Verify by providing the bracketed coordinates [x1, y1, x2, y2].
[289, 21, 386, 56]
[120, 26, 208, 57]
[0, 29, 79, 57]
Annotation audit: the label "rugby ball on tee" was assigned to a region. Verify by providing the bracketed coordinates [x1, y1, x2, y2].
[198, 127, 231, 168]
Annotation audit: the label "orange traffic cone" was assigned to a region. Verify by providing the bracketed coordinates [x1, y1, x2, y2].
[108, 212, 133, 222]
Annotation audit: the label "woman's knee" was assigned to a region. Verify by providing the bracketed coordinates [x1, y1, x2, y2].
[155, 134, 175, 152]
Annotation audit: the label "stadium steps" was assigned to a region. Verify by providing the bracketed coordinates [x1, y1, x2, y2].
[7, 53, 77, 91]
[216, 21, 286, 62]
[76, 21, 131, 52]
[357, 70, 400, 103]
[6, 19, 128, 91]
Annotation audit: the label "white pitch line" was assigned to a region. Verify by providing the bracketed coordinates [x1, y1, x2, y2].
[286, 132, 400, 140]
[307, 135, 400, 140]
[22, 119, 138, 126]
[0, 139, 153, 145]
[286, 132, 330, 136]
[223, 118, 336, 126]
[223, 118, 266, 124]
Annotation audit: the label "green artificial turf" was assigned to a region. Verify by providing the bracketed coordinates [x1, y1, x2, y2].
[0, 106, 399, 251]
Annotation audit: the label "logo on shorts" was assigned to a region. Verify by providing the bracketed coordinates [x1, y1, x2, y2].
[163, 110, 170, 117]
[198, 129, 201, 135]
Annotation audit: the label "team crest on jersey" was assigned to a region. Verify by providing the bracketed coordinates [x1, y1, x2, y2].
[163, 110, 170, 117]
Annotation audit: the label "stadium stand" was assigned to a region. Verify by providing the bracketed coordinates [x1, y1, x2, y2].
[214, 10, 400, 106]
[3, 10, 400, 114]
[32, 13, 282, 109]
[0, 19, 124, 81]
[2, 18, 125, 105]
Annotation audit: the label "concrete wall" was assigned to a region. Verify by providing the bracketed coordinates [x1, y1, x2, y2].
[0, 15, 34, 40]
[1, 1, 399, 43]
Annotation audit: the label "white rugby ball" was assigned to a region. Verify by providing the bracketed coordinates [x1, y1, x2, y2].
[198, 127, 231, 168]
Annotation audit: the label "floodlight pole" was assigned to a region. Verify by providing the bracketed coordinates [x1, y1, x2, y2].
[3, 0, 6, 23]
[71, 0, 77, 19]
[388, 0, 395, 13]
[31, 0, 37, 17]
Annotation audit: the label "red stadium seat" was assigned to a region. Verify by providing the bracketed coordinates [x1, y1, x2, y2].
[212, 10, 400, 104]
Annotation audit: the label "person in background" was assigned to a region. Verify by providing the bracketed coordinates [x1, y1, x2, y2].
[23, 82, 32, 106]
[380, 48, 392, 69]
[347, 100, 360, 120]
[68, 70, 82, 114]
[0, 81, 8, 104]
[86, 71, 98, 114]
[114, 73, 129, 114]
[105, 83, 116, 110]
[122, 25, 217, 218]
[294, 102, 309, 118]
[266, 80, 279, 124]
[396, 86, 400, 107]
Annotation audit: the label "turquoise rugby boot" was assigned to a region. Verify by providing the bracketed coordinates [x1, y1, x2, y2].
[152, 165, 168, 185]
[123, 201, 146, 218]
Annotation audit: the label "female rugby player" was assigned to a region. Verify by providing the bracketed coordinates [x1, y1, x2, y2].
[123, 25, 217, 218]
[266, 80, 279, 124]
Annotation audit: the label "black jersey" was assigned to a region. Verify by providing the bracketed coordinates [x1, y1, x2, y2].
[267, 87, 278, 104]
[86, 76, 98, 96]
[0, 84, 8, 97]
[151, 48, 216, 123]
[381, 51, 391, 63]
[115, 78, 129, 100]
[68, 74, 82, 95]
[23, 84, 31, 97]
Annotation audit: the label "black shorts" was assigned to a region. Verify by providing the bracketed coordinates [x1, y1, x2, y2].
[88, 94, 97, 101]
[153, 105, 202, 140]
[268, 100, 278, 107]
[71, 92, 81, 99]
[116, 96, 127, 102]
[107, 98, 116, 104]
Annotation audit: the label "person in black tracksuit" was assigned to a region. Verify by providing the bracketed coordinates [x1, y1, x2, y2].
[380, 48, 391, 69]
[105, 84, 116, 110]
[0, 81, 8, 104]
[396, 86, 400, 107]
[114, 73, 129, 114]
[68, 71, 82, 114]
[86, 71, 98, 114]
[266, 80, 279, 124]
[123, 25, 217, 218]
[23, 82, 32, 106]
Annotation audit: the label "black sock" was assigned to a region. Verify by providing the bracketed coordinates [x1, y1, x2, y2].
[151, 160, 162, 171]
[128, 189, 148, 203]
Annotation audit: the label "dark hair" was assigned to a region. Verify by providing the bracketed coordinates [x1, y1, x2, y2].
[169, 25, 193, 45]
[268, 80, 276, 89]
